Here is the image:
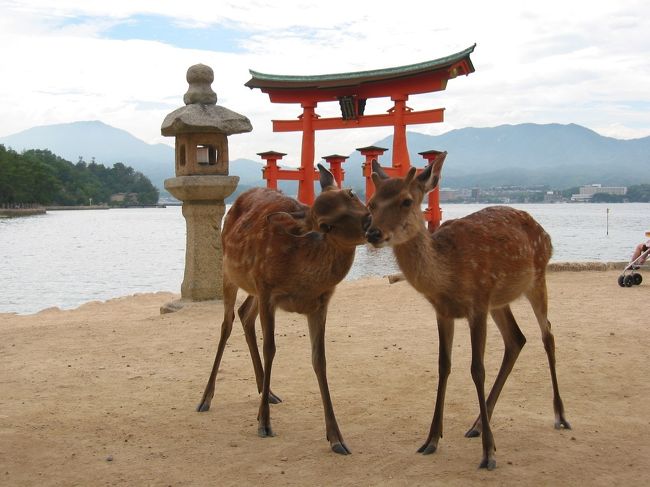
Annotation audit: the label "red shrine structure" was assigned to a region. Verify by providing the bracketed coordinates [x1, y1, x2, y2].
[245, 44, 475, 230]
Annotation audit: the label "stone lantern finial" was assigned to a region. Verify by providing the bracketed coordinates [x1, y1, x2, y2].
[183, 64, 217, 105]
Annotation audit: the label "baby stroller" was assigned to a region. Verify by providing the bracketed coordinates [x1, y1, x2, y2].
[618, 243, 649, 287]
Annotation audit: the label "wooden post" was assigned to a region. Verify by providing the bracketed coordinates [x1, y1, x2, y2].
[258, 151, 287, 191]
[419, 150, 445, 231]
[390, 96, 411, 176]
[321, 154, 348, 188]
[357, 145, 388, 202]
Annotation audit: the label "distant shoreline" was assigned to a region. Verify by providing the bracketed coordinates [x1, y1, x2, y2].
[1, 204, 168, 217]
[45, 205, 110, 211]
[47, 204, 167, 210]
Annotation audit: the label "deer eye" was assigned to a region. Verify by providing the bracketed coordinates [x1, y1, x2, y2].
[320, 223, 332, 233]
[401, 198, 413, 208]
[368, 202, 376, 211]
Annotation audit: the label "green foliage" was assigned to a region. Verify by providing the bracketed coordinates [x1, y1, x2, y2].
[560, 187, 580, 199]
[591, 192, 624, 203]
[626, 184, 650, 202]
[0, 145, 159, 206]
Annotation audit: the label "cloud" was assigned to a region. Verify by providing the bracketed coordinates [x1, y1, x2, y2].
[100, 14, 249, 53]
[1, 0, 649, 165]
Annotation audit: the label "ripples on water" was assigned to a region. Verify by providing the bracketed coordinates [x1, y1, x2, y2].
[1, 203, 647, 314]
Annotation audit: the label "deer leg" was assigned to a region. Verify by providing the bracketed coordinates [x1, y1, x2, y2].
[257, 294, 277, 438]
[418, 315, 454, 455]
[526, 280, 571, 430]
[469, 312, 496, 470]
[466, 306, 526, 438]
[238, 295, 282, 404]
[196, 278, 238, 412]
[307, 307, 350, 455]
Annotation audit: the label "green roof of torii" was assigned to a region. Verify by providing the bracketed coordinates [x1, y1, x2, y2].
[245, 44, 476, 90]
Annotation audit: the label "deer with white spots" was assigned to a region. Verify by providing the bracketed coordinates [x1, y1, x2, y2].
[197, 164, 370, 455]
[365, 152, 570, 470]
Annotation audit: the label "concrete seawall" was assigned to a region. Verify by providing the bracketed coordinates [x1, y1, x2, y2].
[0, 208, 46, 217]
[547, 261, 629, 271]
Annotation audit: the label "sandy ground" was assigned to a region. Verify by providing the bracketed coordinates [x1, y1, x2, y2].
[1, 269, 649, 486]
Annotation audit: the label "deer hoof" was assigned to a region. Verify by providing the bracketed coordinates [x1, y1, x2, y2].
[555, 418, 571, 430]
[417, 442, 438, 455]
[268, 391, 282, 404]
[464, 427, 481, 438]
[479, 457, 497, 470]
[465, 417, 482, 437]
[331, 442, 351, 455]
[196, 402, 211, 412]
[257, 425, 275, 438]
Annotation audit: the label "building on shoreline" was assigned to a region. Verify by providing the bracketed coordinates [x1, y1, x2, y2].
[571, 184, 627, 202]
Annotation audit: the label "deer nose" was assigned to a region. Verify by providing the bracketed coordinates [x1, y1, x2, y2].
[365, 227, 383, 244]
[362, 214, 372, 232]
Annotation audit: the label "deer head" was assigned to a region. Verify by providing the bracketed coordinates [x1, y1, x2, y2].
[365, 152, 446, 247]
[268, 164, 371, 246]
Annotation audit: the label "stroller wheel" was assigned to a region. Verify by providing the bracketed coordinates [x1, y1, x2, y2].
[624, 274, 635, 287]
[618, 275, 625, 287]
[633, 273, 642, 285]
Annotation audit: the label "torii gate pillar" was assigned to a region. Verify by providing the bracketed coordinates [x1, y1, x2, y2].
[298, 103, 317, 202]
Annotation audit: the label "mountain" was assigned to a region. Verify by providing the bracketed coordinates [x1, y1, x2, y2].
[0, 120, 269, 198]
[343, 123, 650, 188]
[2, 121, 649, 195]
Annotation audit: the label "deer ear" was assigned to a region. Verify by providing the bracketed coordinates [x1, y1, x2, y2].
[267, 210, 313, 236]
[317, 163, 336, 190]
[371, 159, 389, 180]
[404, 166, 417, 185]
[416, 151, 447, 193]
[371, 172, 383, 190]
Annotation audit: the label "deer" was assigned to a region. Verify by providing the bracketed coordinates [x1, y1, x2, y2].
[365, 152, 570, 470]
[196, 164, 370, 455]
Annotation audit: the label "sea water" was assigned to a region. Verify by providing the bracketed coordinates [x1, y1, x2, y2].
[1, 203, 647, 314]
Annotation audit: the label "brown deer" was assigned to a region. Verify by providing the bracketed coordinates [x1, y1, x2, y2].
[365, 153, 570, 470]
[197, 164, 370, 455]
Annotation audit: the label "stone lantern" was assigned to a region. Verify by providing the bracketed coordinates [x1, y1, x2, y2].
[161, 64, 252, 312]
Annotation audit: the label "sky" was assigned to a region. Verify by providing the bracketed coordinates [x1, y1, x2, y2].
[1, 0, 649, 166]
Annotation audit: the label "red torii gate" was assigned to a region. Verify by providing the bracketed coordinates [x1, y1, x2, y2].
[245, 44, 475, 230]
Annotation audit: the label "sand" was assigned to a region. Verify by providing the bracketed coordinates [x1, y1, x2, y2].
[1, 269, 648, 486]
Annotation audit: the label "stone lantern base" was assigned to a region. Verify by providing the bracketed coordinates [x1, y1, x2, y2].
[161, 175, 239, 314]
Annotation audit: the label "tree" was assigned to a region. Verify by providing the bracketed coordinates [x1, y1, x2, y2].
[560, 186, 580, 199]
[626, 184, 650, 202]
[0, 145, 159, 206]
[591, 192, 624, 203]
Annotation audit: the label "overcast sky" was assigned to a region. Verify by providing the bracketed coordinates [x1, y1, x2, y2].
[1, 0, 649, 165]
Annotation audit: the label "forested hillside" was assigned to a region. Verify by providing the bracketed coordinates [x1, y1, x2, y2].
[0, 145, 159, 206]
[0, 121, 174, 192]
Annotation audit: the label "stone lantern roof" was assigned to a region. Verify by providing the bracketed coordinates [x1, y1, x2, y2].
[161, 64, 252, 136]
